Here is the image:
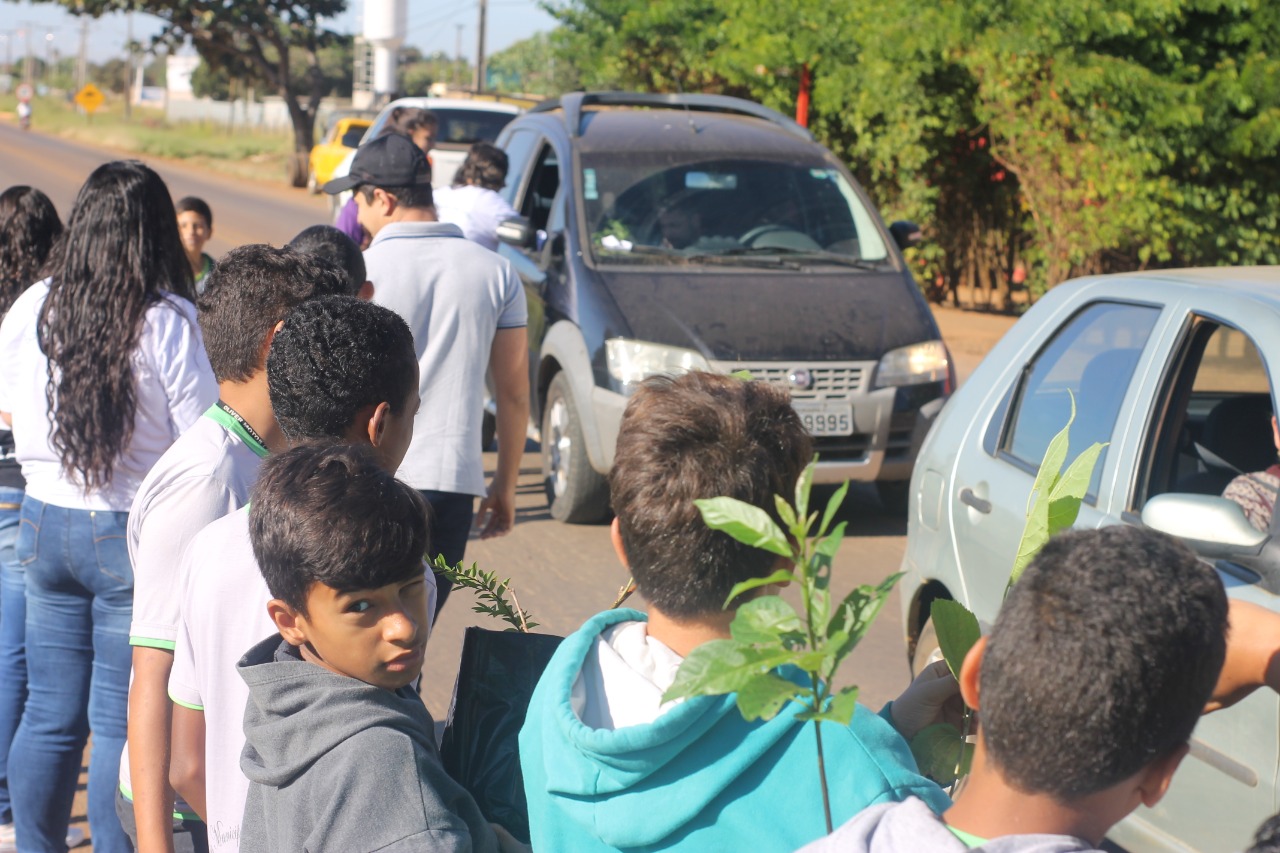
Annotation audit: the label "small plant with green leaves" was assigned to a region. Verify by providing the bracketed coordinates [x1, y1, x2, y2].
[913, 392, 1106, 786]
[661, 460, 901, 834]
[432, 554, 538, 633]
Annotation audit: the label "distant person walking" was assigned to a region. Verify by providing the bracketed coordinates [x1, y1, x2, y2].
[0, 161, 216, 853]
[335, 107, 438, 249]
[325, 134, 529, 610]
[176, 196, 215, 292]
[434, 142, 518, 252]
[0, 185, 62, 852]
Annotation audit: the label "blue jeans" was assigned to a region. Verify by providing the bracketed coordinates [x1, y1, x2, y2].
[9, 496, 132, 853]
[0, 485, 25, 826]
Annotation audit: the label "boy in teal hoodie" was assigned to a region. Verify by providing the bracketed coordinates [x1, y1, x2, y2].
[519, 371, 952, 853]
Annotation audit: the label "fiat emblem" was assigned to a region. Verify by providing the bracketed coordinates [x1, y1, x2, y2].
[787, 368, 813, 390]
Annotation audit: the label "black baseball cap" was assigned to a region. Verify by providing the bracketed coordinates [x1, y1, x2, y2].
[323, 133, 432, 194]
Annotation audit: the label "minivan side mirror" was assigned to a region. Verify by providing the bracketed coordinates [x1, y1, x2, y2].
[1141, 493, 1268, 558]
[497, 216, 535, 249]
[889, 221, 923, 251]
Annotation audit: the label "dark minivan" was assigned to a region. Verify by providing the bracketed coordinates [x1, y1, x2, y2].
[494, 92, 953, 523]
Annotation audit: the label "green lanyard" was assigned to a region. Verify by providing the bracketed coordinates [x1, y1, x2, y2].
[203, 401, 269, 458]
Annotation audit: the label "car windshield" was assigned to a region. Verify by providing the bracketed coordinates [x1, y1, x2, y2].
[580, 154, 890, 266]
[365, 107, 515, 147]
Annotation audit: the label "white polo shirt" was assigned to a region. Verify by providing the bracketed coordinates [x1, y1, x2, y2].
[0, 279, 216, 511]
[168, 508, 438, 853]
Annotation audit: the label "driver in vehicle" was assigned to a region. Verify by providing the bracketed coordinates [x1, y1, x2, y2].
[656, 205, 702, 249]
[1223, 414, 1280, 532]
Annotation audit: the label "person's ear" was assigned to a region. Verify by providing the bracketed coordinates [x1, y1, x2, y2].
[367, 401, 391, 447]
[376, 188, 397, 216]
[267, 599, 309, 646]
[357, 281, 375, 301]
[255, 319, 286, 368]
[958, 635, 987, 710]
[1137, 743, 1189, 808]
[610, 517, 630, 570]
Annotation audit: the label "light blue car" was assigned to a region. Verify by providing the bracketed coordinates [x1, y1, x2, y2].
[900, 267, 1280, 852]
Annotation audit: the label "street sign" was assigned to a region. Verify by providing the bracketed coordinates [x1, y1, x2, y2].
[74, 83, 104, 114]
[15, 83, 33, 102]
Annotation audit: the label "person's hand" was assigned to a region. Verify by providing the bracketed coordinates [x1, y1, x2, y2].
[890, 659, 964, 739]
[1205, 599, 1280, 713]
[490, 823, 532, 853]
[474, 480, 516, 539]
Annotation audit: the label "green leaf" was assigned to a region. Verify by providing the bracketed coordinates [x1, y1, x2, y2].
[695, 497, 792, 558]
[814, 522, 847, 560]
[1025, 390, 1075, 518]
[723, 569, 796, 610]
[1010, 486, 1050, 587]
[662, 639, 797, 704]
[827, 573, 903, 662]
[818, 480, 850, 537]
[774, 494, 798, 530]
[1045, 441, 1107, 536]
[794, 459, 816, 526]
[730, 596, 804, 647]
[909, 723, 973, 786]
[734, 672, 804, 721]
[730, 369, 755, 381]
[824, 685, 860, 726]
[931, 599, 981, 681]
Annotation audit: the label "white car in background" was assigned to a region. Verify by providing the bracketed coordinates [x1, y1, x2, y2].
[328, 97, 522, 213]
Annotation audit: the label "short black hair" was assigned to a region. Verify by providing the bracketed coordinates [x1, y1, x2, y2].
[175, 196, 212, 228]
[288, 225, 367, 293]
[267, 295, 418, 442]
[250, 442, 429, 615]
[981, 526, 1227, 799]
[196, 244, 355, 383]
[1250, 814, 1280, 853]
[609, 372, 811, 618]
[358, 182, 434, 210]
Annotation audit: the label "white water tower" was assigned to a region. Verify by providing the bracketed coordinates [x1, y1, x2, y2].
[364, 0, 407, 98]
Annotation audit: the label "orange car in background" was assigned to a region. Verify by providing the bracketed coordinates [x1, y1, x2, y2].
[308, 116, 372, 193]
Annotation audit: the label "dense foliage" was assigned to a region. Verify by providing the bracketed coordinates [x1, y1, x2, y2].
[544, 0, 1280, 304]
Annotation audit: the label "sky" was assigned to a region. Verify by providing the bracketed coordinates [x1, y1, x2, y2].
[0, 0, 558, 67]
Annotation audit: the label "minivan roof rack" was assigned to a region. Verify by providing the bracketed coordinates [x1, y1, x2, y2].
[529, 91, 815, 142]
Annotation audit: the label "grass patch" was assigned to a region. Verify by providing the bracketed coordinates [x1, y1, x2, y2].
[0, 93, 296, 184]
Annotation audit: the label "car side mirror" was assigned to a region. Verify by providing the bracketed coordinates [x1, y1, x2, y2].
[497, 216, 535, 249]
[1141, 493, 1268, 558]
[889, 221, 923, 251]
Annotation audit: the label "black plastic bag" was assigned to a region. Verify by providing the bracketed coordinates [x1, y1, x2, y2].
[440, 627, 564, 844]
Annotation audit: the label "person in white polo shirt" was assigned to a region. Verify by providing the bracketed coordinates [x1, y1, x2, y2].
[119, 245, 356, 853]
[324, 133, 530, 611]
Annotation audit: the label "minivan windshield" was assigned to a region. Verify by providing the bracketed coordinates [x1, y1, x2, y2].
[580, 155, 889, 266]
[364, 107, 515, 148]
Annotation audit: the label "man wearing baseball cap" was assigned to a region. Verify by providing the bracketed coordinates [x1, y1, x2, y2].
[324, 133, 530, 610]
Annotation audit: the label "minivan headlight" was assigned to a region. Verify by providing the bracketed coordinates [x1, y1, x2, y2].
[605, 339, 711, 395]
[874, 340, 950, 388]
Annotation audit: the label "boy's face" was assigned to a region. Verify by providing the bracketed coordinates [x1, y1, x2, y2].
[177, 210, 211, 256]
[290, 571, 430, 690]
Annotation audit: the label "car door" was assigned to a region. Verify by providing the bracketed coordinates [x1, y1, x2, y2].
[1110, 299, 1280, 853]
[946, 299, 1168, 622]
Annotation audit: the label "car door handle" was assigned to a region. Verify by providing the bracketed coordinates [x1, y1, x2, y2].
[959, 487, 991, 514]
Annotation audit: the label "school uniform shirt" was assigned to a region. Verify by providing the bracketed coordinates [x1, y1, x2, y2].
[432, 185, 520, 253]
[168, 508, 438, 853]
[118, 409, 268, 819]
[364, 221, 526, 496]
[0, 279, 217, 511]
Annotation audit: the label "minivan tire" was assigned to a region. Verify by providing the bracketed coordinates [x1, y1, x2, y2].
[541, 373, 611, 524]
[910, 616, 944, 678]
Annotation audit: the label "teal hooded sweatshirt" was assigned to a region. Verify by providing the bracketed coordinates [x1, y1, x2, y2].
[519, 609, 950, 853]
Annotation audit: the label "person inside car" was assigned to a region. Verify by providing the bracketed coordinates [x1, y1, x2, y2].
[1222, 415, 1280, 532]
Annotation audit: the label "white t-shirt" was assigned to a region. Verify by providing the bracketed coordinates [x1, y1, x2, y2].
[432, 185, 520, 253]
[0, 280, 217, 511]
[364, 222, 527, 496]
[119, 412, 266, 812]
[168, 508, 438, 853]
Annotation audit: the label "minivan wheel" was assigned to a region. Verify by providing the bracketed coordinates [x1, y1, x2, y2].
[877, 480, 911, 515]
[911, 617, 945, 677]
[542, 374, 611, 524]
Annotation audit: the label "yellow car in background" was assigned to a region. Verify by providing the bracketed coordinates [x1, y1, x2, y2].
[308, 116, 372, 193]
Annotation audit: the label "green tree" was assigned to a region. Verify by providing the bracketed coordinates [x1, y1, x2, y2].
[486, 31, 579, 94]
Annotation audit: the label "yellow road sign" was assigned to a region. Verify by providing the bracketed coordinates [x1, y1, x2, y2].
[74, 83, 104, 114]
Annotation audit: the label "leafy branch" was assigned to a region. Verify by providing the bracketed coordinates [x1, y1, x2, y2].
[431, 555, 538, 633]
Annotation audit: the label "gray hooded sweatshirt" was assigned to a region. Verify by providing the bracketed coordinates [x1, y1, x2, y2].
[237, 636, 499, 853]
[796, 797, 1102, 853]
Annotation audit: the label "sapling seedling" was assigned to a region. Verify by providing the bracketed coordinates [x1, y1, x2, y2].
[432, 554, 538, 632]
[661, 459, 901, 834]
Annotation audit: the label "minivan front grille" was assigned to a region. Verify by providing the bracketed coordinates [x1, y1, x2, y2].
[712, 361, 871, 398]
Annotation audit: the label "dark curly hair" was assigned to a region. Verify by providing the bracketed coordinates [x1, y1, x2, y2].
[266, 295, 418, 442]
[0, 186, 62, 318]
[39, 160, 194, 492]
[451, 142, 509, 191]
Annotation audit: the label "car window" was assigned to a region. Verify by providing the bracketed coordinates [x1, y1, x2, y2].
[365, 107, 516, 148]
[1193, 326, 1270, 394]
[500, 129, 540, 206]
[340, 126, 367, 148]
[1001, 301, 1160, 492]
[521, 144, 560, 233]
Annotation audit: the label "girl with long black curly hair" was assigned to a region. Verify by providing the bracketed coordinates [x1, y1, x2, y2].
[0, 162, 216, 853]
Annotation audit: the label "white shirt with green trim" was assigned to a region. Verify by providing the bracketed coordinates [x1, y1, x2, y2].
[120, 411, 266, 818]
[168, 507, 438, 853]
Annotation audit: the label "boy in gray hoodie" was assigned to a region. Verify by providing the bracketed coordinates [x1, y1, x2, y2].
[235, 442, 501, 853]
[800, 526, 1228, 853]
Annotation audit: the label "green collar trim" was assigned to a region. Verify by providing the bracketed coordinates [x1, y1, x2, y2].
[946, 824, 988, 849]
[204, 403, 269, 458]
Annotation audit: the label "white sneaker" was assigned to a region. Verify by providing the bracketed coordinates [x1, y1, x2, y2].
[0, 823, 83, 850]
[65, 825, 86, 848]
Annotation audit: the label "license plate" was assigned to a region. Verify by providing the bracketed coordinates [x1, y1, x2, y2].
[791, 399, 853, 437]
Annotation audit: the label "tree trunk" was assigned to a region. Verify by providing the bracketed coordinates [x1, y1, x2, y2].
[283, 94, 315, 188]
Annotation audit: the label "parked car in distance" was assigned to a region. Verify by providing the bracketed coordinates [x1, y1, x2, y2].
[492, 91, 951, 523]
[308, 115, 372, 193]
[899, 267, 1280, 852]
[328, 96, 522, 213]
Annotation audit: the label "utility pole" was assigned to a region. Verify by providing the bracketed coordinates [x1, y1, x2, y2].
[76, 19, 88, 91]
[19, 22, 36, 84]
[1, 32, 11, 79]
[472, 0, 486, 92]
[43, 30, 53, 85]
[123, 12, 133, 119]
[454, 24, 463, 88]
